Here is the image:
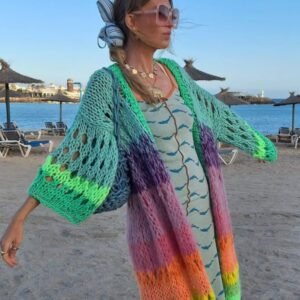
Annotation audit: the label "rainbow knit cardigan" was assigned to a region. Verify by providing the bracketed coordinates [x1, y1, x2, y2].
[29, 58, 277, 300]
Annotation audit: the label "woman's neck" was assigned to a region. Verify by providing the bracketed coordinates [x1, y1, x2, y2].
[124, 39, 156, 73]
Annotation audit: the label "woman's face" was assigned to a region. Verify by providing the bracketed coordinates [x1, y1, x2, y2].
[128, 0, 178, 50]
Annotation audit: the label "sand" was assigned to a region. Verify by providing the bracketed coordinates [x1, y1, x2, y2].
[0, 137, 299, 300]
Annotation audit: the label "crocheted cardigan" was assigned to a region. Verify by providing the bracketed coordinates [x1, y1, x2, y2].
[29, 58, 277, 300]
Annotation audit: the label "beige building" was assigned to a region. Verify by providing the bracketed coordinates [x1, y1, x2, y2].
[12, 79, 81, 99]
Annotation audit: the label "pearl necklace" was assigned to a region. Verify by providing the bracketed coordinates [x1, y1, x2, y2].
[124, 62, 158, 79]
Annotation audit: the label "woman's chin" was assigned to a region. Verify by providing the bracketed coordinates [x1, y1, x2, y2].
[144, 39, 171, 51]
[156, 41, 171, 50]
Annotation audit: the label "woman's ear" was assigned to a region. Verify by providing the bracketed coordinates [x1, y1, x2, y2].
[125, 13, 136, 32]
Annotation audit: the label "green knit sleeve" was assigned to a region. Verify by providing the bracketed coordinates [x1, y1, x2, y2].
[157, 58, 277, 162]
[28, 70, 119, 224]
[194, 86, 277, 161]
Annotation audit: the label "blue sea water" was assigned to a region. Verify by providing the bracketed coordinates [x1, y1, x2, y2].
[0, 101, 299, 135]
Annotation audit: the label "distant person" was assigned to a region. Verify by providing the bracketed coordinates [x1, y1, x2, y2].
[0, 0, 277, 299]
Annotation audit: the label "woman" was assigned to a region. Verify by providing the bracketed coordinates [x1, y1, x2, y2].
[1, 0, 277, 299]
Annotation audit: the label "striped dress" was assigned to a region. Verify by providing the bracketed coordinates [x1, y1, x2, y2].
[139, 91, 225, 299]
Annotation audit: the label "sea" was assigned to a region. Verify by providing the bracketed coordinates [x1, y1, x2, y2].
[0, 99, 299, 135]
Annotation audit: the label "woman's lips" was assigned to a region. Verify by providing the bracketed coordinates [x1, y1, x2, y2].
[163, 32, 171, 38]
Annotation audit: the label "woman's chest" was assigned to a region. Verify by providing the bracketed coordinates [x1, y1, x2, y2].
[139, 91, 194, 139]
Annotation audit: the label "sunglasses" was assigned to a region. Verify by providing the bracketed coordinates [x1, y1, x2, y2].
[132, 4, 179, 28]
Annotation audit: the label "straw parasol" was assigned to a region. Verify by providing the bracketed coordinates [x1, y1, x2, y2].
[215, 88, 248, 107]
[0, 59, 43, 128]
[43, 91, 80, 123]
[274, 92, 300, 133]
[183, 59, 225, 81]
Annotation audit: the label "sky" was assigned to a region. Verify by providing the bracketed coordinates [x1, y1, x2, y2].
[1, 0, 299, 98]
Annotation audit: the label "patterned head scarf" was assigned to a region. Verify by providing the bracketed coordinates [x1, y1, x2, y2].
[97, 0, 125, 48]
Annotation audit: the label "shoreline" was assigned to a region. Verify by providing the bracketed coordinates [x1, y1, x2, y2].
[0, 98, 79, 104]
[0, 98, 275, 104]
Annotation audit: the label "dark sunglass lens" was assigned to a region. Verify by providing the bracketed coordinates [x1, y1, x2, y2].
[158, 5, 169, 21]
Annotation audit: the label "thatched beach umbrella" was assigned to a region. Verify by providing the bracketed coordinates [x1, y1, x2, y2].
[274, 92, 300, 133]
[215, 88, 248, 107]
[44, 92, 79, 123]
[184, 59, 226, 81]
[0, 59, 43, 128]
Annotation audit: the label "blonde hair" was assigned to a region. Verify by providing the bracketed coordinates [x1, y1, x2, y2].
[111, 0, 174, 104]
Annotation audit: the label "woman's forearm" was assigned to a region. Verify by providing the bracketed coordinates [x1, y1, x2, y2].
[13, 196, 40, 223]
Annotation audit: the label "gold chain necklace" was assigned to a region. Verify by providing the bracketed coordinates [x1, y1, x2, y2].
[124, 62, 167, 102]
[124, 62, 158, 79]
[149, 63, 170, 102]
[149, 75, 165, 101]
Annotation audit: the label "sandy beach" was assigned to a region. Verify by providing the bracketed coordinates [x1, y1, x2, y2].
[0, 137, 299, 300]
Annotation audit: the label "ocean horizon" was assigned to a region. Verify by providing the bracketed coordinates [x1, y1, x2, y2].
[0, 100, 299, 135]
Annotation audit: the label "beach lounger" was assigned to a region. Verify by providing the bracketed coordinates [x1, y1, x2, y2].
[276, 127, 292, 143]
[0, 130, 10, 158]
[294, 137, 299, 149]
[42, 122, 58, 136]
[218, 148, 239, 165]
[292, 128, 300, 149]
[56, 121, 68, 135]
[22, 130, 42, 140]
[3, 122, 41, 139]
[0, 129, 53, 158]
[3, 121, 18, 129]
[0, 129, 28, 158]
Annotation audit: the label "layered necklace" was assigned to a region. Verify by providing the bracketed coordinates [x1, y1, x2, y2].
[124, 62, 164, 101]
[124, 62, 158, 79]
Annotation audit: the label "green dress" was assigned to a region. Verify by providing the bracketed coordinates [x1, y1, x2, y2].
[139, 91, 225, 299]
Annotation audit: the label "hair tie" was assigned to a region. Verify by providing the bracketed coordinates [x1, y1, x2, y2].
[96, 0, 125, 48]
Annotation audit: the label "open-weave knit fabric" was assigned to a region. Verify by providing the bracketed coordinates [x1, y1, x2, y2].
[29, 59, 277, 300]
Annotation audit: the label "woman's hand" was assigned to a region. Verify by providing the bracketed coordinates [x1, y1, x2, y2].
[0, 217, 24, 268]
[0, 196, 40, 267]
